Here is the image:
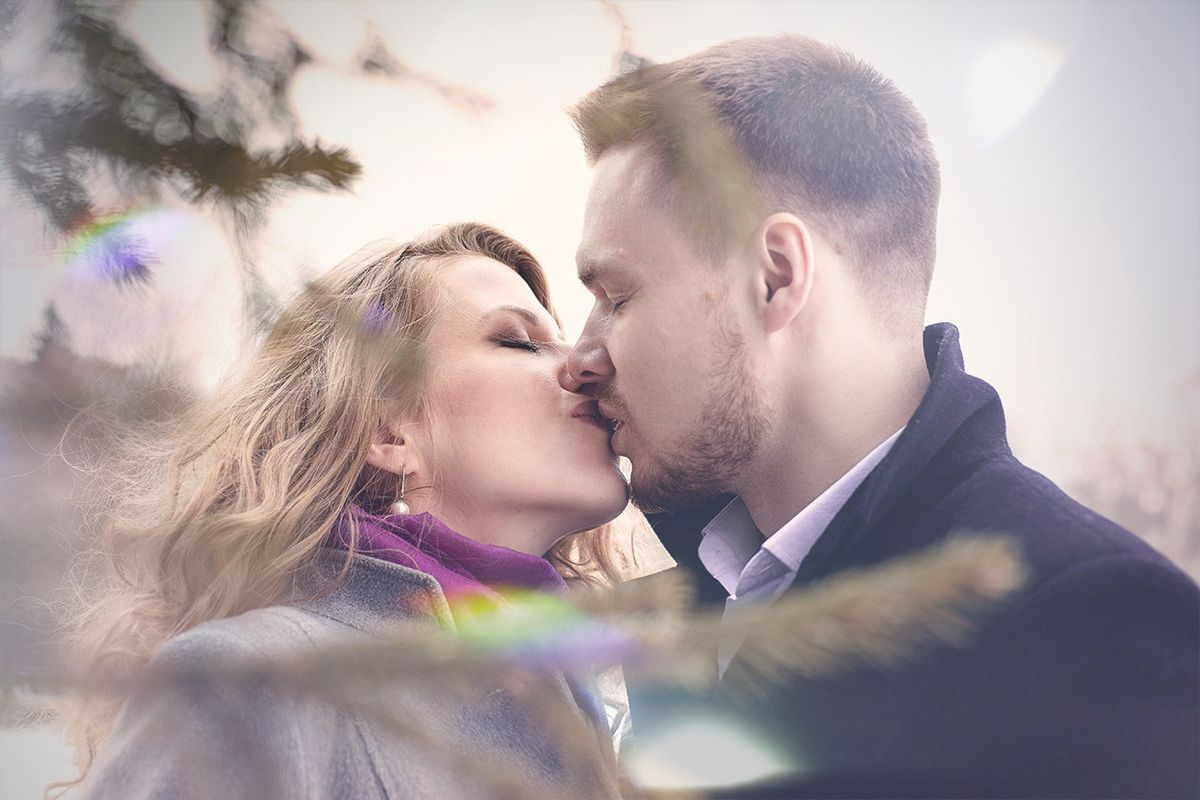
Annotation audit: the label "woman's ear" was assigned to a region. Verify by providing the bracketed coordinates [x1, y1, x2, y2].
[365, 426, 421, 478]
[753, 212, 816, 334]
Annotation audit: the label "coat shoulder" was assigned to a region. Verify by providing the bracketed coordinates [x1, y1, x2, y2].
[151, 605, 333, 666]
[933, 452, 1191, 585]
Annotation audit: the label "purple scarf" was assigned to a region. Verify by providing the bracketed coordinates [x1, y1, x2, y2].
[331, 506, 567, 610]
[329, 505, 610, 735]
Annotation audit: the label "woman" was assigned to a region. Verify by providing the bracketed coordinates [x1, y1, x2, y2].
[58, 223, 631, 799]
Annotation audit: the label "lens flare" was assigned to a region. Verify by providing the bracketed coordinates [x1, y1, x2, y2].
[624, 710, 798, 790]
[64, 207, 186, 285]
[967, 38, 1067, 146]
[358, 301, 394, 334]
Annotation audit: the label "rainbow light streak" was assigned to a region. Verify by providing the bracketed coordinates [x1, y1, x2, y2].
[445, 587, 636, 670]
[64, 207, 186, 285]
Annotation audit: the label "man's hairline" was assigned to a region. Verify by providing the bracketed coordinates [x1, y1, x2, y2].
[583, 136, 928, 285]
[577, 140, 739, 290]
[589, 131, 851, 258]
[573, 172, 929, 335]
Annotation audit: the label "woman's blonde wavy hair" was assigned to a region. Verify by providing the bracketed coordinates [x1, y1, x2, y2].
[54, 222, 629, 791]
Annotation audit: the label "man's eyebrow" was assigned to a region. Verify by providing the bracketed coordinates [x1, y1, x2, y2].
[578, 266, 598, 290]
[576, 253, 618, 290]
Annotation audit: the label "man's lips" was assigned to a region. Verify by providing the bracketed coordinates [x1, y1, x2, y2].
[597, 402, 625, 433]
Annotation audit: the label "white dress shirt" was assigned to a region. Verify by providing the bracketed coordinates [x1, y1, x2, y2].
[698, 427, 906, 678]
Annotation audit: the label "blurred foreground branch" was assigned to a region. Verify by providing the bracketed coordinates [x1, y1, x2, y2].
[5, 534, 1025, 798]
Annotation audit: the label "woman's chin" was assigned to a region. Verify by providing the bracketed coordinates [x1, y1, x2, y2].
[601, 492, 631, 525]
[557, 490, 630, 538]
[599, 472, 632, 518]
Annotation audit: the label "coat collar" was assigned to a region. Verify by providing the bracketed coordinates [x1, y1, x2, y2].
[788, 322, 1011, 585]
[293, 548, 458, 636]
[294, 549, 614, 738]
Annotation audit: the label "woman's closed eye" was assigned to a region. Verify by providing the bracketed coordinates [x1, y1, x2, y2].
[495, 336, 542, 353]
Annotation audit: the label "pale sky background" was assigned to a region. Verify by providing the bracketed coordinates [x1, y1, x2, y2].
[1, 2, 1198, 794]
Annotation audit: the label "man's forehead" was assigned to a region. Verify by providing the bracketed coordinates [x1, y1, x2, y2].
[588, 144, 660, 207]
[579, 160, 659, 277]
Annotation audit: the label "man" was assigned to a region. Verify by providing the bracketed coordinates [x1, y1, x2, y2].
[560, 35, 1199, 798]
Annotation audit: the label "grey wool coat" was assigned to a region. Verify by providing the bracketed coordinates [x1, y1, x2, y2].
[82, 549, 620, 800]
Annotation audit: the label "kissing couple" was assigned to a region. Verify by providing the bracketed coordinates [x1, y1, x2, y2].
[65, 34, 1198, 800]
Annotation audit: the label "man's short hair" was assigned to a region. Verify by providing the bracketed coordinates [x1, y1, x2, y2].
[570, 35, 941, 313]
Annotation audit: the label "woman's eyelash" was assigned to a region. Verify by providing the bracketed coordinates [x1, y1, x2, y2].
[496, 337, 541, 353]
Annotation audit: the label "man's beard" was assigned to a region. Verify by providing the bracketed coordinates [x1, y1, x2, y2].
[629, 303, 769, 514]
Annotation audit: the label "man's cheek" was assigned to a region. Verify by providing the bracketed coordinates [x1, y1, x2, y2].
[650, 314, 677, 341]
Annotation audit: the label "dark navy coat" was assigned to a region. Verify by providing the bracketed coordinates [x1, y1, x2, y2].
[629, 323, 1199, 799]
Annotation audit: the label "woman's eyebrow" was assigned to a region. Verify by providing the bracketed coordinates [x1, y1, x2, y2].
[479, 305, 563, 340]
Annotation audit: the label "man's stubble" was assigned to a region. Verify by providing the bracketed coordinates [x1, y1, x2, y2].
[630, 299, 769, 514]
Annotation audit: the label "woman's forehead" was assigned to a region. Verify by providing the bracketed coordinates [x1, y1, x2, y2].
[434, 255, 557, 332]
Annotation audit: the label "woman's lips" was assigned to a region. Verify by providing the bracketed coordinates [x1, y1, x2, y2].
[574, 413, 611, 432]
[570, 400, 612, 432]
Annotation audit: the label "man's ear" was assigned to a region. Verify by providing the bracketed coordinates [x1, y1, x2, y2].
[753, 212, 815, 333]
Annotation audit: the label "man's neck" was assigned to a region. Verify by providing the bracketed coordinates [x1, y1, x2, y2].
[736, 337, 930, 539]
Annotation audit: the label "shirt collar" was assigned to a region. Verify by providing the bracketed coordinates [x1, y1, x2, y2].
[698, 426, 906, 589]
[697, 496, 760, 595]
[765, 427, 906, 571]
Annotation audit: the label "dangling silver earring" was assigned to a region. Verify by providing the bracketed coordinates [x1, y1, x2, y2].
[389, 469, 410, 515]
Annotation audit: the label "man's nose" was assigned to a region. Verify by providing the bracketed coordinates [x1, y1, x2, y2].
[559, 333, 614, 394]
